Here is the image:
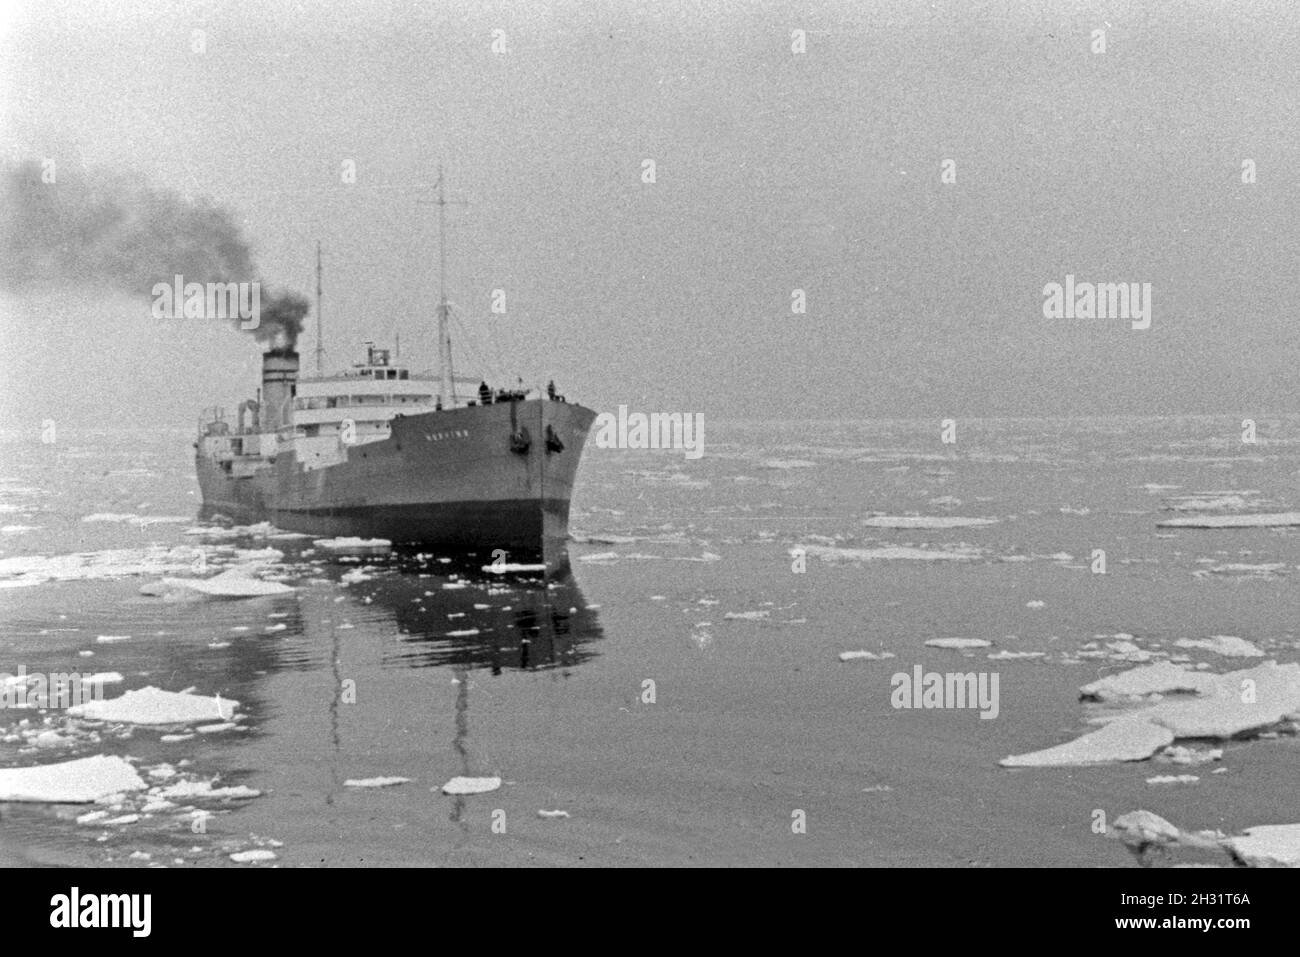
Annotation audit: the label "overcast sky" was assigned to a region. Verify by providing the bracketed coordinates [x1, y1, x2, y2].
[3, 0, 1300, 428]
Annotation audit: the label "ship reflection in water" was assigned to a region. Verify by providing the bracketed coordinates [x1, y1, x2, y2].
[362, 551, 605, 674]
[299, 547, 606, 829]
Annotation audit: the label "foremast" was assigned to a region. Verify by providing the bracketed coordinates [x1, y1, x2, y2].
[434, 163, 461, 406]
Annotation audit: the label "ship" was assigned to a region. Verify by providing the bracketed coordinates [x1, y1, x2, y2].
[194, 171, 596, 555]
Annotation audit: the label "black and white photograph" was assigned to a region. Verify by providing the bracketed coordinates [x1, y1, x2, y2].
[0, 0, 1294, 928]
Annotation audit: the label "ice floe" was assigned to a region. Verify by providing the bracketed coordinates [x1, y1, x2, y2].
[1223, 825, 1300, 868]
[69, 687, 239, 726]
[1004, 661, 1300, 767]
[150, 570, 295, 598]
[839, 650, 896, 661]
[0, 546, 209, 586]
[1110, 811, 1300, 867]
[185, 522, 307, 540]
[441, 776, 501, 795]
[795, 543, 982, 563]
[1157, 512, 1300, 528]
[154, 779, 260, 800]
[83, 513, 189, 525]
[1079, 661, 1219, 701]
[569, 532, 638, 545]
[230, 849, 276, 863]
[925, 638, 992, 650]
[861, 516, 997, 529]
[0, 755, 145, 803]
[315, 537, 392, 556]
[1156, 745, 1222, 766]
[1173, 635, 1263, 658]
[1001, 718, 1176, 768]
[1163, 494, 1254, 512]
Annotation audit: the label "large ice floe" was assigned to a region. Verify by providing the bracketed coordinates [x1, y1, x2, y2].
[143, 570, 295, 599]
[861, 516, 998, 529]
[0, 546, 207, 587]
[0, 755, 145, 803]
[1157, 512, 1300, 528]
[69, 687, 239, 726]
[1001, 660, 1300, 767]
[1110, 810, 1300, 868]
[793, 543, 983, 563]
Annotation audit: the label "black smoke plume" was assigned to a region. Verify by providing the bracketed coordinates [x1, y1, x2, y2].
[256, 287, 310, 350]
[1, 158, 308, 349]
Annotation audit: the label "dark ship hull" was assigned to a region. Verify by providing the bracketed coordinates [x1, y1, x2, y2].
[197, 397, 596, 553]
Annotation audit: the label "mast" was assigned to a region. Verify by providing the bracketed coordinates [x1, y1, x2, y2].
[314, 241, 324, 374]
[436, 164, 453, 405]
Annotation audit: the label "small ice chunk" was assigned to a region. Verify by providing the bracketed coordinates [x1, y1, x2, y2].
[1156, 746, 1223, 766]
[315, 537, 392, 556]
[724, 611, 769, 621]
[839, 650, 896, 661]
[925, 638, 992, 649]
[1109, 810, 1184, 850]
[1146, 774, 1199, 785]
[344, 777, 411, 788]
[230, 849, 277, 863]
[441, 776, 501, 795]
[537, 809, 570, 819]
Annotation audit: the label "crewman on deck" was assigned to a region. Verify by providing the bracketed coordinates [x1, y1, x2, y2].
[478, 381, 491, 405]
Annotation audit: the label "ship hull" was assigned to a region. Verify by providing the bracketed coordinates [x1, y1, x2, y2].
[196, 398, 596, 554]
